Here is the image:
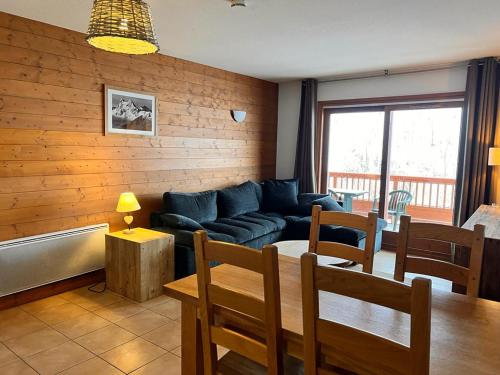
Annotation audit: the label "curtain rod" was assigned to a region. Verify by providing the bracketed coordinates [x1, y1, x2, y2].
[318, 58, 498, 84]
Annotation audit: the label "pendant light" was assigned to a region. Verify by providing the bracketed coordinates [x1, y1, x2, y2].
[86, 0, 159, 55]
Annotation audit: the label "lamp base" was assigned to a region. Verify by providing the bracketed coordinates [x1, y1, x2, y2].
[122, 215, 134, 234]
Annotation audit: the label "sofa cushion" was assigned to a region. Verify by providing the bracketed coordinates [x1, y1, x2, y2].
[218, 181, 260, 218]
[200, 221, 253, 244]
[249, 180, 263, 206]
[312, 196, 345, 212]
[241, 212, 287, 232]
[262, 179, 299, 213]
[201, 211, 286, 244]
[159, 213, 204, 231]
[284, 216, 387, 246]
[163, 190, 217, 223]
[205, 230, 236, 243]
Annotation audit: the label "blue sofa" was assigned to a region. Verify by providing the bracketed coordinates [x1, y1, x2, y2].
[151, 179, 386, 279]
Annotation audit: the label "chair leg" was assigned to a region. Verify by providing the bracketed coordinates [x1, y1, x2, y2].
[392, 214, 400, 231]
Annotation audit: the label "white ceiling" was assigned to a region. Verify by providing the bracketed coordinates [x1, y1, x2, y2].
[2, 0, 500, 82]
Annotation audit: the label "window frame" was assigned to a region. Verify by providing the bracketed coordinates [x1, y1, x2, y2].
[317, 92, 465, 220]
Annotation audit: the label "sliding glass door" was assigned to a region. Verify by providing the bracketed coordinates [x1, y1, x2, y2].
[327, 110, 384, 215]
[388, 107, 462, 226]
[322, 97, 463, 230]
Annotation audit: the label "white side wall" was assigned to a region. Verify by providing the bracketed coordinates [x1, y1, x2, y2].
[276, 67, 468, 178]
[276, 80, 302, 179]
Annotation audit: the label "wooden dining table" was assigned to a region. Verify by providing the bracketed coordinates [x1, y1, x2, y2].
[164, 254, 500, 374]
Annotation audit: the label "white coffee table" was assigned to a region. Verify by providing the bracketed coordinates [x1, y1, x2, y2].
[273, 240, 353, 267]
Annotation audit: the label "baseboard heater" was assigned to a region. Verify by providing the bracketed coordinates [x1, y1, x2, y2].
[0, 224, 109, 297]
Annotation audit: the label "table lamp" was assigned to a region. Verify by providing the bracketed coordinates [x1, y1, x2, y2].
[489, 147, 500, 206]
[116, 192, 141, 234]
[489, 147, 500, 166]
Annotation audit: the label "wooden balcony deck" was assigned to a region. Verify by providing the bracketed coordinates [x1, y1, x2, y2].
[328, 172, 455, 225]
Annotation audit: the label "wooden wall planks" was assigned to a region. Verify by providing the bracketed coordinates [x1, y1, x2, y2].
[0, 12, 278, 241]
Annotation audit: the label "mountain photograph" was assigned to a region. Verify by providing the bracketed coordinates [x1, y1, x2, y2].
[111, 94, 154, 132]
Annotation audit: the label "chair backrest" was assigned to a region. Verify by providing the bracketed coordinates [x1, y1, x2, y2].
[388, 190, 413, 212]
[193, 230, 283, 375]
[301, 252, 431, 375]
[395, 215, 485, 297]
[308, 205, 378, 273]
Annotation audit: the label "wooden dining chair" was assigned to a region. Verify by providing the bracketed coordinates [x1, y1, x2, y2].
[193, 230, 284, 375]
[395, 215, 485, 297]
[309, 205, 379, 273]
[301, 252, 432, 375]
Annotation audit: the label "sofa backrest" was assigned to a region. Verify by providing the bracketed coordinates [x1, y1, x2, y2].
[163, 190, 217, 223]
[217, 181, 261, 218]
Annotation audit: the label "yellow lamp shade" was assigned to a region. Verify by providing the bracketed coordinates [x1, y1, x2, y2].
[86, 0, 159, 55]
[116, 192, 141, 213]
[488, 147, 500, 166]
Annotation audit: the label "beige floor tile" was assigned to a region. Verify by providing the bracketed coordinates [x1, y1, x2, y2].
[33, 302, 88, 326]
[4, 327, 68, 358]
[0, 310, 47, 341]
[131, 352, 181, 375]
[0, 342, 19, 367]
[24, 341, 94, 375]
[59, 357, 124, 375]
[0, 307, 25, 321]
[53, 312, 111, 339]
[141, 319, 181, 351]
[20, 295, 68, 315]
[93, 300, 145, 323]
[74, 324, 136, 355]
[100, 337, 166, 373]
[73, 293, 124, 311]
[59, 285, 102, 301]
[115, 310, 171, 335]
[136, 295, 172, 309]
[0, 359, 38, 375]
[170, 345, 182, 358]
[149, 299, 181, 320]
[217, 345, 229, 359]
[61, 287, 124, 311]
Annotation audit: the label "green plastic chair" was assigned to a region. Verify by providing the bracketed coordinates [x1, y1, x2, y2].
[372, 190, 413, 230]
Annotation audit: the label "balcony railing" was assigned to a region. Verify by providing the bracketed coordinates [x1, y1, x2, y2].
[328, 172, 456, 224]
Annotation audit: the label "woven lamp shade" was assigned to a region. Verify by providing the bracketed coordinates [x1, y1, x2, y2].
[86, 0, 159, 55]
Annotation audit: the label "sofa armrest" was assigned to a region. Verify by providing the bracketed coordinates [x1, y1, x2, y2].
[158, 213, 204, 231]
[150, 210, 166, 228]
[298, 193, 328, 201]
[296, 193, 328, 215]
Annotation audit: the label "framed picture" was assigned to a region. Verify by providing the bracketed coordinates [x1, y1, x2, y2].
[105, 86, 157, 136]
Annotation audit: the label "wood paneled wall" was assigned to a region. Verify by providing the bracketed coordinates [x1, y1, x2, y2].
[0, 12, 278, 241]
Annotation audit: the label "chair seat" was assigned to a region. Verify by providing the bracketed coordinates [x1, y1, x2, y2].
[217, 351, 304, 375]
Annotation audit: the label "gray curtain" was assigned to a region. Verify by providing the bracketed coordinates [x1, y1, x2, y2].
[294, 79, 318, 193]
[454, 58, 499, 226]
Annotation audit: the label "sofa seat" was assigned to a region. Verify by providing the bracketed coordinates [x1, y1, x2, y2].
[284, 215, 387, 249]
[201, 211, 286, 244]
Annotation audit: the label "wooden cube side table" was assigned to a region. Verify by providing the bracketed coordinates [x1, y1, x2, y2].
[105, 228, 174, 302]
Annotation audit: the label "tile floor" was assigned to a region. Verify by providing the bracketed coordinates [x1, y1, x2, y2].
[0, 250, 451, 375]
[0, 286, 182, 375]
[357, 250, 452, 292]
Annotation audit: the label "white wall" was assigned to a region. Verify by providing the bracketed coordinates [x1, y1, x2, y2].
[276, 66, 468, 178]
[276, 80, 302, 179]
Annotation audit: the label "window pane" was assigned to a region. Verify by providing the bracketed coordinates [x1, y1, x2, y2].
[327, 111, 384, 214]
[387, 107, 462, 228]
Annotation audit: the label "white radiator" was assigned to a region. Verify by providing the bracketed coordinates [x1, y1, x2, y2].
[0, 224, 109, 297]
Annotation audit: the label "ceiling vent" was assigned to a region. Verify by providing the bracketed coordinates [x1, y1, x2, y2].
[230, 0, 246, 7]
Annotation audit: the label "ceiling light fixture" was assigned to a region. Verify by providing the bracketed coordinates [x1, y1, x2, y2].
[230, 0, 246, 7]
[86, 0, 159, 55]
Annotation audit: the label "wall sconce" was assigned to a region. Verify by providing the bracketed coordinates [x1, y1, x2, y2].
[230, 110, 246, 123]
